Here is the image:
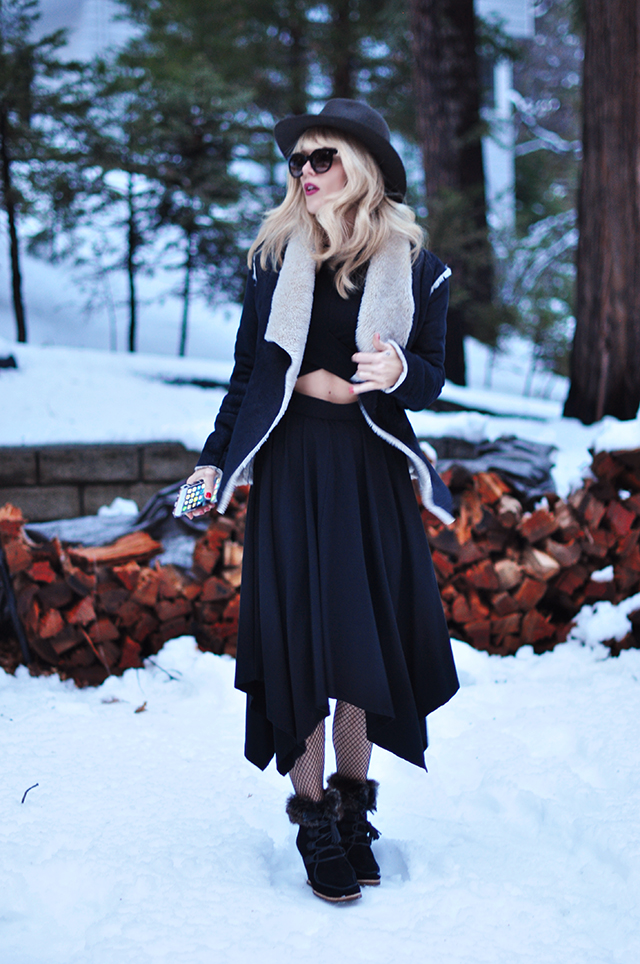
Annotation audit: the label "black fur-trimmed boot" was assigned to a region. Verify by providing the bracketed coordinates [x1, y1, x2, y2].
[286, 789, 362, 903]
[327, 773, 381, 886]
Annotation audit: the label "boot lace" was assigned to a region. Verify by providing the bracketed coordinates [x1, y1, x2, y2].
[306, 820, 345, 864]
[342, 811, 380, 846]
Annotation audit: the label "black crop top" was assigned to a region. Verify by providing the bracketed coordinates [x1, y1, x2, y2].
[298, 262, 364, 381]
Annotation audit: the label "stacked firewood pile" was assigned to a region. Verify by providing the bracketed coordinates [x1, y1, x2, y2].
[0, 490, 248, 685]
[2, 448, 640, 684]
[420, 448, 640, 656]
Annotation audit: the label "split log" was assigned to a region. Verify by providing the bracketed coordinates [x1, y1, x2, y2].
[39, 608, 65, 639]
[456, 540, 488, 568]
[605, 501, 635, 539]
[463, 559, 500, 591]
[517, 508, 558, 544]
[543, 538, 582, 568]
[520, 547, 561, 582]
[496, 494, 522, 528]
[66, 596, 97, 626]
[132, 568, 160, 608]
[514, 578, 547, 612]
[491, 591, 520, 616]
[474, 472, 511, 504]
[494, 558, 523, 591]
[69, 531, 163, 567]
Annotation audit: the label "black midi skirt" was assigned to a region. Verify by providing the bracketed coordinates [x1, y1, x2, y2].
[234, 391, 459, 775]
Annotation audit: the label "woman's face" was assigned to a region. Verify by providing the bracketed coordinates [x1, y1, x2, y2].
[298, 140, 348, 215]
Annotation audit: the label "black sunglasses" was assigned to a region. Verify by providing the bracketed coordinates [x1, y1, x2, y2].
[288, 147, 338, 178]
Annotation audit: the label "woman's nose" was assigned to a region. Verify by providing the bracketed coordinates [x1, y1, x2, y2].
[302, 158, 314, 176]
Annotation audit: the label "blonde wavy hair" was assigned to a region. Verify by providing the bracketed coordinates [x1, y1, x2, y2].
[247, 127, 424, 297]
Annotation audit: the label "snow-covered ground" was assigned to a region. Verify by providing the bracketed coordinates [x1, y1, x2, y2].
[1, 335, 638, 497]
[2, 633, 639, 964]
[2, 331, 640, 963]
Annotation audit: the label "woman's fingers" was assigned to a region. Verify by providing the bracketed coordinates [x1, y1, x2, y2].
[351, 336, 402, 394]
[186, 500, 215, 519]
[184, 466, 218, 518]
[187, 505, 213, 519]
[186, 467, 217, 495]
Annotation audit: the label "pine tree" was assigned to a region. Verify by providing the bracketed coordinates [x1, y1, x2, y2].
[118, 0, 415, 185]
[0, 0, 79, 342]
[38, 59, 163, 353]
[117, 54, 249, 355]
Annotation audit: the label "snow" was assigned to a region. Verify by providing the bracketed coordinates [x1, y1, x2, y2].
[2, 635, 639, 964]
[567, 592, 640, 648]
[590, 565, 614, 584]
[440, 378, 562, 420]
[0, 241, 242, 362]
[0, 338, 229, 452]
[2, 336, 640, 497]
[2, 332, 640, 962]
[97, 497, 139, 517]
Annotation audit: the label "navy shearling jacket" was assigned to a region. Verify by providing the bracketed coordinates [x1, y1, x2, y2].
[197, 232, 454, 523]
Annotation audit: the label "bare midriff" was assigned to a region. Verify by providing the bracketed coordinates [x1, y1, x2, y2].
[294, 368, 358, 404]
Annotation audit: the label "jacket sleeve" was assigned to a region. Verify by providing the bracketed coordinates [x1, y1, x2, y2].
[196, 271, 259, 470]
[384, 256, 449, 412]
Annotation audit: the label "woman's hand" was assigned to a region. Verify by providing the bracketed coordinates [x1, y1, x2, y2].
[350, 333, 403, 395]
[185, 466, 219, 519]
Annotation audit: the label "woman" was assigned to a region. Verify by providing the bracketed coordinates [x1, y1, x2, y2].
[187, 99, 459, 903]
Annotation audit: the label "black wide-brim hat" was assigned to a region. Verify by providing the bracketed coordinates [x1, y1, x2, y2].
[274, 98, 406, 202]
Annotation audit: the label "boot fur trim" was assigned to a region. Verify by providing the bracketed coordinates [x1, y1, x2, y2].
[326, 773, 379, 813]
[286, 788, 343, 827]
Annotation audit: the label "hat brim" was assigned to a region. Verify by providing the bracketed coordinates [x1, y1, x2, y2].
[274, 113, 406, 202]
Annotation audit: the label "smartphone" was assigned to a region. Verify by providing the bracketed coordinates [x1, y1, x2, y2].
[173, 476, 220, 518]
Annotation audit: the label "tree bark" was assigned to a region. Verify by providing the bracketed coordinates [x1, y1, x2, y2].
[563, 0, 640, 424]
[409, 0, 492, 386]
[330, 0, 356, 99]
[410, 0, 484, 195]
[127, 174, 138, 353]
[178, 229, 194, 357]
[0, 108, 28, 343]
[287, 9, 308, 115]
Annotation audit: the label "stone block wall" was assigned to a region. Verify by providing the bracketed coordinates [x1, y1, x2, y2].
[0, 442, 199, 522]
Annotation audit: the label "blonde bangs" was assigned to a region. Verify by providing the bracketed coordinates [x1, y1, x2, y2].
[248, 128, 424, 296]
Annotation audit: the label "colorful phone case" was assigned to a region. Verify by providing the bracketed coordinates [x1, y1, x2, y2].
[173, 479, 208, 517]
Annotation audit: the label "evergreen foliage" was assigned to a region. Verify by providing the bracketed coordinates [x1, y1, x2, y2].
[0, 0, 593, 400]
[33, 12, 254, 353]
[0, 0, 83, 342]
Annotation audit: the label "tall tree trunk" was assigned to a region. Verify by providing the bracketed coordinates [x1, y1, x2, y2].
[287, 9, 307, 115]
[178, 230, 194, 358]
[126, 173, 138, 353]
[0, 108, 27, 343]
[330, 0, 356, 99]
[409, 0, 493, 386]
[563, 0, 640, 424]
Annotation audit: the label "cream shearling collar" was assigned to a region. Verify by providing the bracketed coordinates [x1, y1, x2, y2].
[264, 232, 414, 365]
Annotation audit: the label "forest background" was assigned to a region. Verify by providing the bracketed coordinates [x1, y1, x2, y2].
[0, 0, 637, 425]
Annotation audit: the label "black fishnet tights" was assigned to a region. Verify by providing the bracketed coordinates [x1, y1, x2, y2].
[333, 700, 372, 781]
[290, 716, 325, 802]
[290, 702, 372, 802]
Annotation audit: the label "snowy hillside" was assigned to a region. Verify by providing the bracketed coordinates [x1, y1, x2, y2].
[1, 336, 638, 498]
